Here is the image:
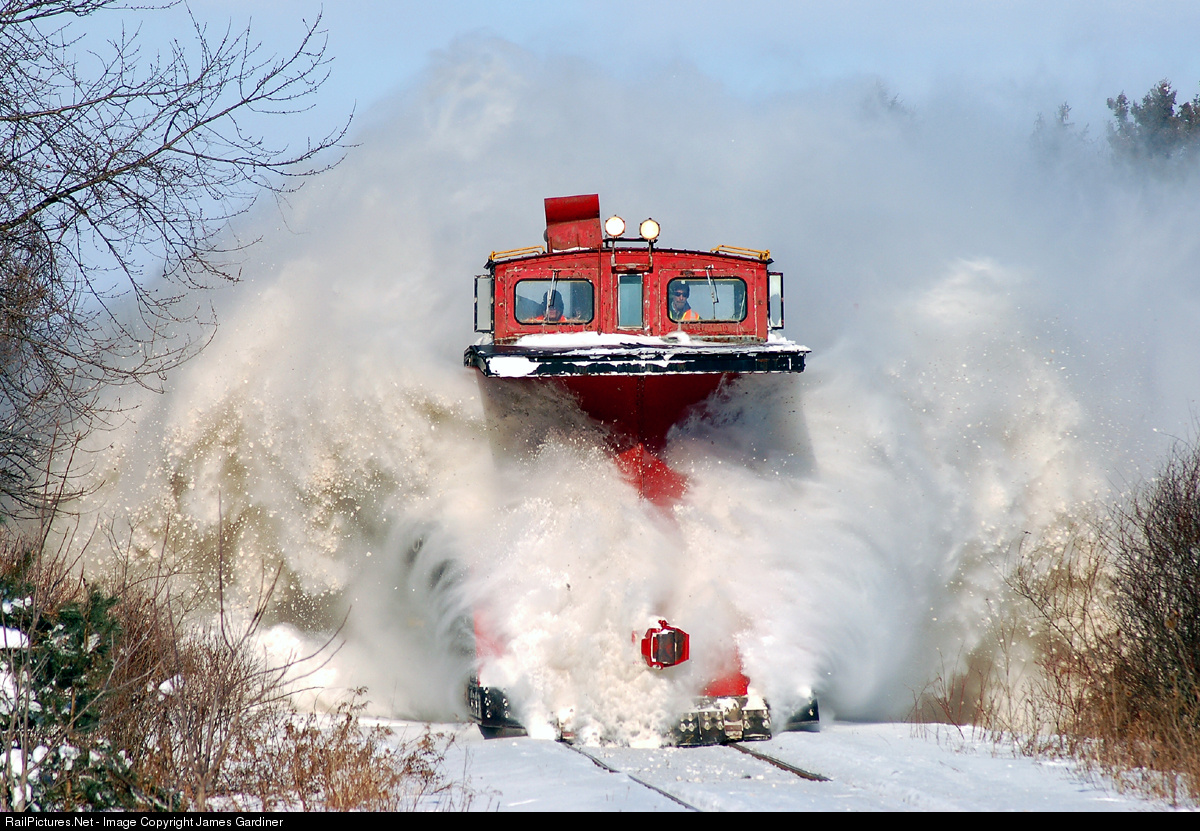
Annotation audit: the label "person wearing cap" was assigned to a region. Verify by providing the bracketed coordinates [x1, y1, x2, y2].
[669, 282, 700, 322]
[533, 289, 566, 323]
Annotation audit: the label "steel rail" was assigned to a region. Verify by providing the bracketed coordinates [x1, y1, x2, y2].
[563, 743, 702, 812]
[727, 742, 831, 782]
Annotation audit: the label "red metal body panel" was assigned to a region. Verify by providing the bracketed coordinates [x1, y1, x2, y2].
[703, 668, 752, 697]
[492, 251, 769, 343]
[544, 194, 603, 251]
[558, 372, 725, 452]
[613, 443, 687, 506]
[473, 371, 721, 502]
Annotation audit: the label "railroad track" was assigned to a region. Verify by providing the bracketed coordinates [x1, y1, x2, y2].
[727, 742, 830, 782]
[564, 741, 830, 811]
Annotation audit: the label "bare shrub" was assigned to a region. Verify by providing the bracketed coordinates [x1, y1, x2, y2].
[225, 692, 482, 811]
[0, 522, 478, 811]
[910, 650, 999, 732]
[136, 619, 294, 810]
[1088, 437, 1200, 801]
[0, 528, 174, 810]
[1001, 528, 1117, 754]
[119, 574, 481, 812]
[968, 438, 1200, 803]
[1107, 441, 1200, 722]
[909, 588, 1065, 755]
[97, 563, 481, 811]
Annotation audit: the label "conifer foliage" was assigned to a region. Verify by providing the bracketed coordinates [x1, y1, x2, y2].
[0, 545, 172, 810]
[1107, 80, 1200, 163]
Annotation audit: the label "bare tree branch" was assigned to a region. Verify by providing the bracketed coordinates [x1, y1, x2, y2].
[0, 0, 350, 516]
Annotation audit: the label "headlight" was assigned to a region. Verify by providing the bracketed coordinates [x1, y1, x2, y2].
[639, 218, 660, 242]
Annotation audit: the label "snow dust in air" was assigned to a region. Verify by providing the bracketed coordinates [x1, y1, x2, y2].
[83, 40, 1200, 738]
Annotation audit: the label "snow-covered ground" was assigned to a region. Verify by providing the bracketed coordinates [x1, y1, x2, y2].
[387, 720, 1170, 811]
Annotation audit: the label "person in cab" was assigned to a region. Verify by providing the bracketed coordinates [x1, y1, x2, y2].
[669, 281, 700, 322]
[534, 290, 567, 323]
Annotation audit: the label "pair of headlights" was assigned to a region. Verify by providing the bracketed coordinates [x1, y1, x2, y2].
[604, 215, 660, 242]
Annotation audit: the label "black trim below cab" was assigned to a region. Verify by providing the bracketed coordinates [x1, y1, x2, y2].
[464, 342, 808, 377]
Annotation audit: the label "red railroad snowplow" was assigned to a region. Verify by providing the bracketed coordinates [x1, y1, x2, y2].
[464, 195, 818, 744]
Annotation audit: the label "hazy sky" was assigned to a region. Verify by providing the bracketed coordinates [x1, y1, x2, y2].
[113, 1, 1200, 143]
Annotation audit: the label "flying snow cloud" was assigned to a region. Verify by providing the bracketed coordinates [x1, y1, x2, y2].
[83, 35, 1200, 729]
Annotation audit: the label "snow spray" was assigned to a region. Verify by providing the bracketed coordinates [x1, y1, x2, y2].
[80, 41, 1200, 738]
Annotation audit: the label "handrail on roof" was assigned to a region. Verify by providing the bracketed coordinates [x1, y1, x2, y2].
[489, 245, 546, 263]
[710, 245, 771, 261]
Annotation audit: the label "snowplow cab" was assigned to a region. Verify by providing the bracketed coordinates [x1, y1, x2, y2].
[474, 195, 786, 344]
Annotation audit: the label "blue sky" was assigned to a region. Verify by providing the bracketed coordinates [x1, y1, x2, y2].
[113, 1, 1200, 144]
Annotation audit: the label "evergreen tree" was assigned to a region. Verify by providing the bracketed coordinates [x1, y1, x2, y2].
[0, 553, 175, 809]
[1107, 79, 1200, 164]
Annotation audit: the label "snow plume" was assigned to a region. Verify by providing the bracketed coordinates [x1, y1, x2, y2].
[673, 260, 1096, 718]
[82, 39, 1200, 730]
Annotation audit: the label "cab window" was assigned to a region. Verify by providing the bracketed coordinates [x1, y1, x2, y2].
[514, 279, 594, 324]
[667, 277, 747, 322]
[618, 274, 643, 328]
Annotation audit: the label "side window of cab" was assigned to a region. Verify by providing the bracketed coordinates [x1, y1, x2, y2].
[514, 279, 594, 324]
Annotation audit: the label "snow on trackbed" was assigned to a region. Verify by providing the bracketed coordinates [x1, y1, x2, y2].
[386, 721, 1167, 811]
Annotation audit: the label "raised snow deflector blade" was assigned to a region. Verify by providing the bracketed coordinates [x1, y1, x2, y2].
[545, 194, 602, 251]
